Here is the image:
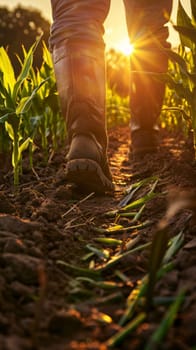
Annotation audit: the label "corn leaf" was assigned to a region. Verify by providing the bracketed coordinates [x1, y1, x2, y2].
[18, 137, 32, 161]
[174, 25, 196, 45]
[119, 176, 158, 207]
[163, 231, 184, 264]
[16, 78, 49, 115]
[13, 38, 41, 102]
[145, 289, 186, 350]
[0, 74, 15, 110]
[76, 277, 121, 290]
[107, 312, 146, 348]
[5, 121, 14, 141]
[56, 260, 101, 278]
[177, 1, 194, 49]
[42, 40, 53, 67]
[0, 112, 14, 124]
[120, 192, 157, 212]
[166, 49, 188, 74]
[146, 226, 169, 310]
[0, 47, 16, 93]
[94, 237, 122, 246]
[86, 244, 110, 260]
[96, 242, 151, 273]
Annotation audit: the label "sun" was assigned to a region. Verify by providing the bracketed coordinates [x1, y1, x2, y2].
[117, 39, 134, 56]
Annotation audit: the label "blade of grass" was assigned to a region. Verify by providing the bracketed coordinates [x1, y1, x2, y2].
[76, 277, 122, 290]
[146, 225, 169, 310]
[119, 192, 157, 212]
[145, 289, 186, 350]
[163, 230, 184, 264]
[115, 235, 141, 256]
[86, 244, 110, 260]
[107, 312, 146, 348]
[95, 242, 151, 273]
[56, 260, 101, 278]
[93, 220, 151, 235]
[119, 262, 174, 326]
[94, 237, 123, 246]
[146, 203, 190, 310]
[119, 176, 158, 207]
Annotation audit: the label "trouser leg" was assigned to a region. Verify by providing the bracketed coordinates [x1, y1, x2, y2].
[50, 0, 110, 153]
[123, 0, 172, 132]
[49, 0, 113, 193]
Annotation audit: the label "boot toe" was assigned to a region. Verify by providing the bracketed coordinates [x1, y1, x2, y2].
[65, 158, 114, 194]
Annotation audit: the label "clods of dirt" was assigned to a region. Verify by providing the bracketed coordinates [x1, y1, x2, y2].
[0, 126, 195, 350]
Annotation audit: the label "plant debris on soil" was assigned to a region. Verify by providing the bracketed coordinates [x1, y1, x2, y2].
[0, 125, 196, 350]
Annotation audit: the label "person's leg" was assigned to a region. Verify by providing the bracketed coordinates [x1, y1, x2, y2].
[50, 0, 113, 193]
[123, 0, 172, 154]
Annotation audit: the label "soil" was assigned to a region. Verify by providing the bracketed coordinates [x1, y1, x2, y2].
[0, 125, 196, 350]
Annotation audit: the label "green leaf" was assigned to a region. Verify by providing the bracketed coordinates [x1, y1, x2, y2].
[145, 289, 186, 350]
[56, 260, 101, 278]
[174, 25, 196, 46]
[86, 244, 110, 260]
[146, 226, 169, 310]
[18, 137, 32, 161]
[163, 231, 184, 264]
[96, 242, 151, 273]
[177, 1, 194, 48]
[0, 112, 14, 124]
[5, 121, 14, 141]
[0, 47, 16, 93]
[16, 78, 49, 115]
[120, 192, 157, 211]
[0, 73, 15, 109]
[94, 237, 122, 246]
[166, 49, 188, 74]
[16, 97, 32, 115]
[107, 313, 146, 348]
[13, 37, 41, 102]
[146, 230, 184, 310]
[42, 40, 53, 67]
[119, 176, 158, 208]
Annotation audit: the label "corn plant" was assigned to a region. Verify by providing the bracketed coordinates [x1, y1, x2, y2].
[0, 38, 50, 185]
[162, 0, 196, 159]
[27, 42, 63, 156]
[106, 88, 130, 127]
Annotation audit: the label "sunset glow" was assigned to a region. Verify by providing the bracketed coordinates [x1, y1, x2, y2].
[117, 40, 134, 56]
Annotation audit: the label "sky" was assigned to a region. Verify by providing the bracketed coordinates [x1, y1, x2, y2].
[0, 0, 191, 52]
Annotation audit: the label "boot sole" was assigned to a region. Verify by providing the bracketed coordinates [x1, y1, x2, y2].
[65, 159, 114, 194]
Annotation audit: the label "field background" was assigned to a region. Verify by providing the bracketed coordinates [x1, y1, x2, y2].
[0, 2, 196, 350]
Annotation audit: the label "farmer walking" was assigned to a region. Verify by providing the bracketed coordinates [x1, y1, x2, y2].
[49, 0, 172, 193]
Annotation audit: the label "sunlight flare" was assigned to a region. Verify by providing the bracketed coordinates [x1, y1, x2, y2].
[117, 39, 134, 56]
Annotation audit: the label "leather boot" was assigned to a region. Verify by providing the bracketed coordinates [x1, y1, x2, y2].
[123, 0, 172, 156]
[129, 48, 167, 155]
[52, 42, 113, 194]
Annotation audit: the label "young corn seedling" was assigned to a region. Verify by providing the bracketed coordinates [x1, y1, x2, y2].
[0, 39, 48, 185]
[29, 42, 62, 156]
[146, 189, 193, 310]
[145, 289, 186, 350]
[164, 0, 196, 159]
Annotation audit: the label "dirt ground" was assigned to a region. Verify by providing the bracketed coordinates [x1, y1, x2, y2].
[0, 125, 196, 350]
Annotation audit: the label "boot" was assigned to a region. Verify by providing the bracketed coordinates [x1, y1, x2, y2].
[123, 0, 172, 156]
[52, 42, 113, 194]
[129, 48, 167, 156]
